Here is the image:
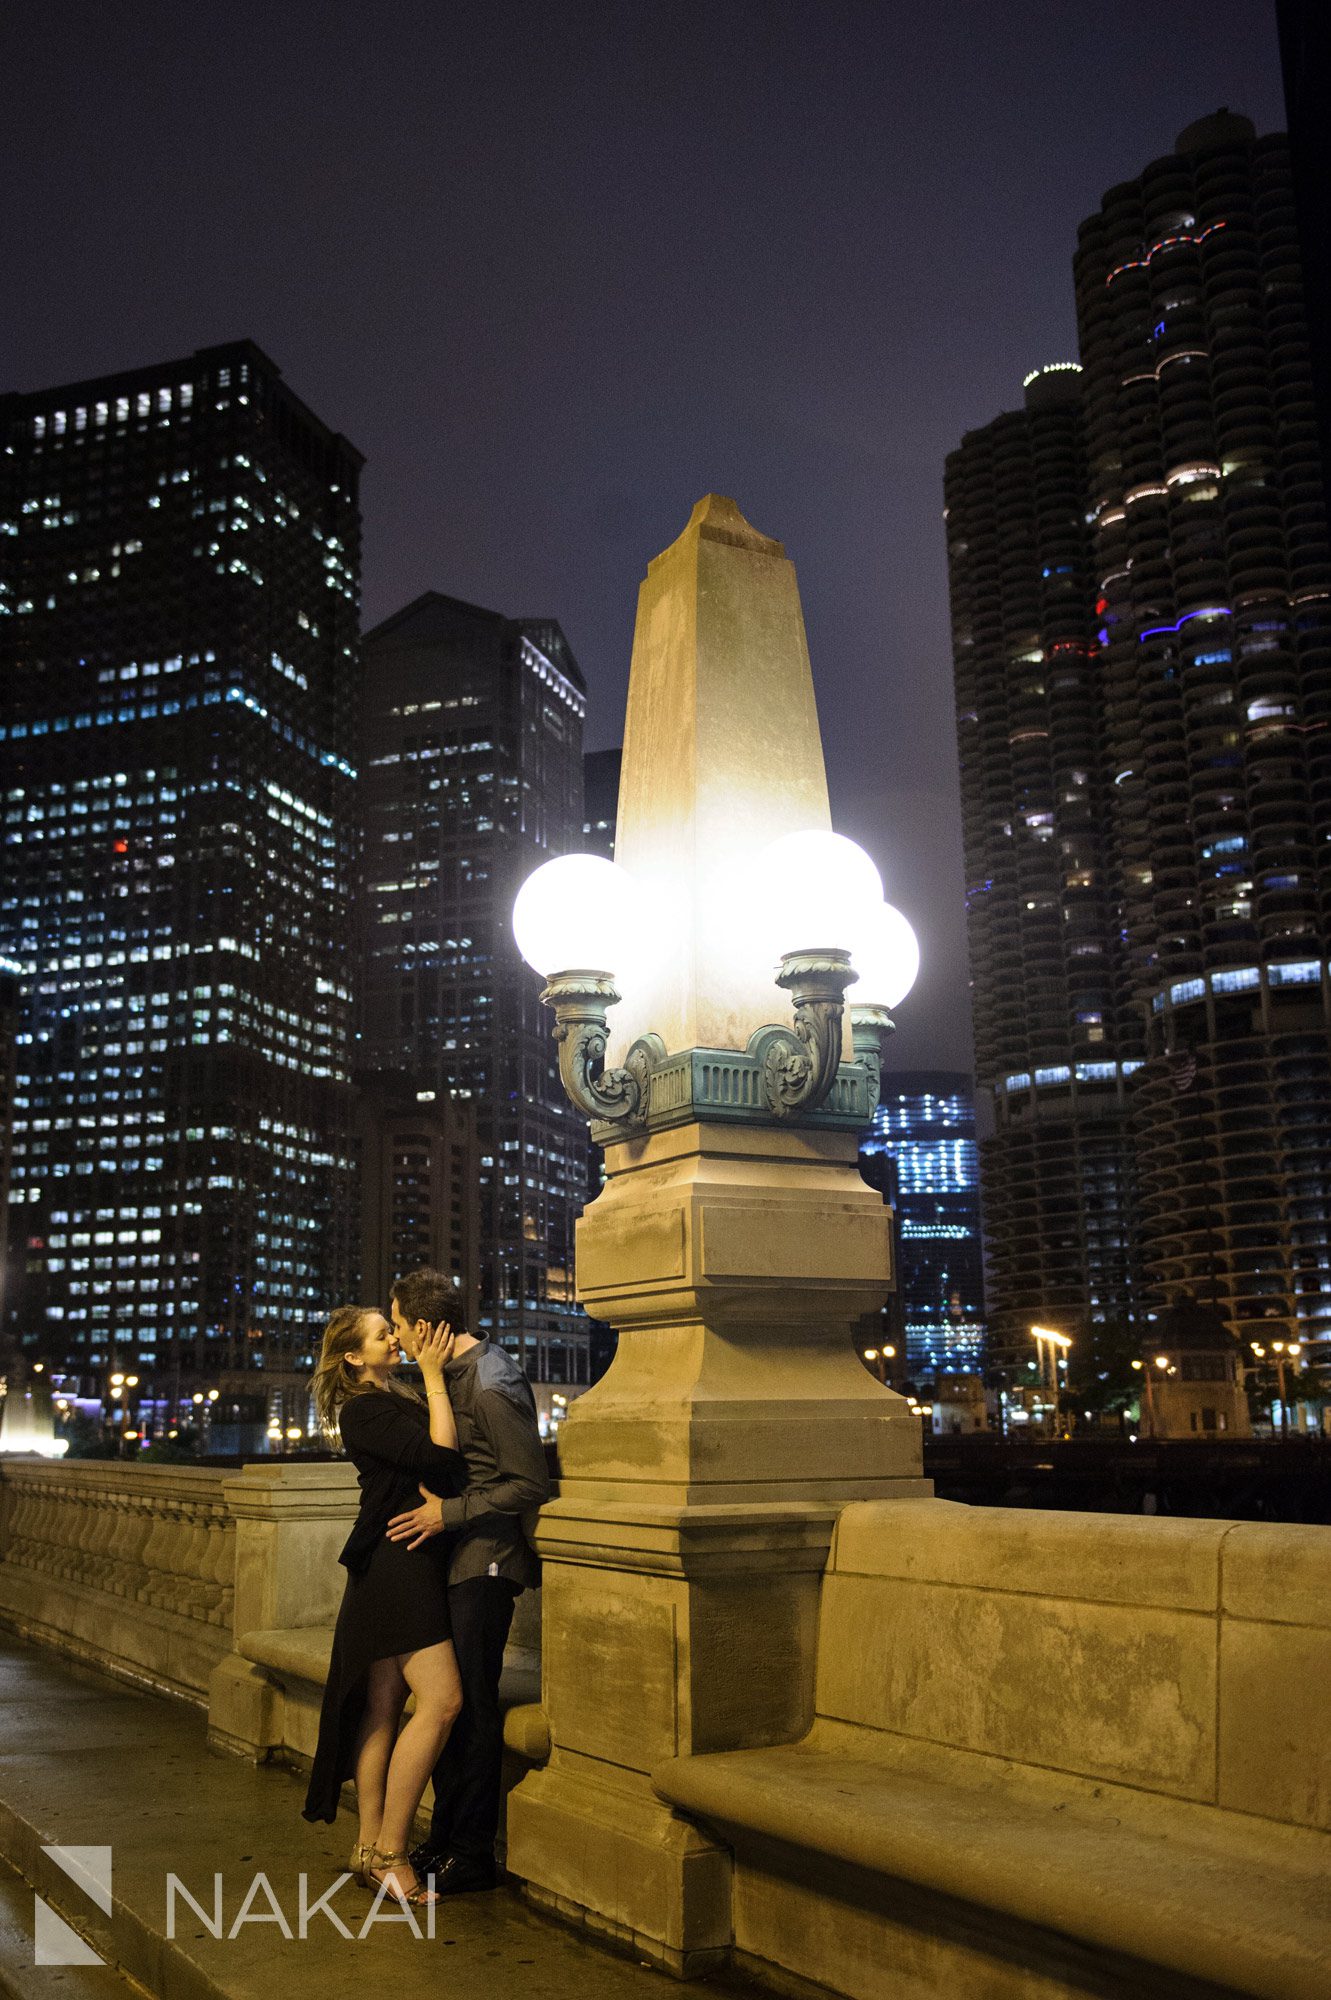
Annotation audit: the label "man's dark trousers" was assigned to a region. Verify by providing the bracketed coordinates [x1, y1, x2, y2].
[429, 1575, 520, 1860]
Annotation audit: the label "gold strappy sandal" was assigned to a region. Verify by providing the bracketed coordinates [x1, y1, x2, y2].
[366, 1848, 438, 1906]
[348, 1840, 374, 1886]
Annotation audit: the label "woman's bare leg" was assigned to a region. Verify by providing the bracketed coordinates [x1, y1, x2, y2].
[374, 1640, 463, 1894]
[353, 1655, 407, 1852]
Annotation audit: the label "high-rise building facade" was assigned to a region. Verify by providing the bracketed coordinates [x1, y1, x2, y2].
[1276, 2, 1331, 522]
[948, 112, 1331, 1372]
[353, 1076, 480, 1335]
[946, 367, 1142, 1368]
[1077, 109, 1331, 1363]
[582, 746, 621, 859]
[0, 955, 19, 1328]
[859, 1072, 986, 1376]
[0, 342, 361, 1422]
[359, 592, 590, 1394]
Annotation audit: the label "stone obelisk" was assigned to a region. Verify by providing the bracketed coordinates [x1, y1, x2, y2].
[505, 498, 925, 1971]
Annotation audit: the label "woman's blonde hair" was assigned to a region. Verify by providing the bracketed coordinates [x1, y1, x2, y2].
[311, 1305, 419, 1445]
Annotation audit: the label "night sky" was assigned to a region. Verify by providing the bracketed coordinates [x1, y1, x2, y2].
[1, 2, 1286, 1070]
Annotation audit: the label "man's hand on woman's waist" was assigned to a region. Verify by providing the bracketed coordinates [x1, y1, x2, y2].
[385, 1483, 445, 1550]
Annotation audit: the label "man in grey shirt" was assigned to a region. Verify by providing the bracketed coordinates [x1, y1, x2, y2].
[387, 1266, 550, 1893]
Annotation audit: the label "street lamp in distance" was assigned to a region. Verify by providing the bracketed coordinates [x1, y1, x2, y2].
[1131, 1354, 1170, 1436]
[1259, 1340, 1303, 1438]
[1030, 1325, 1072, 1437]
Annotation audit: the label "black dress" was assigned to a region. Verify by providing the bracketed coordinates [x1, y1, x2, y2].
[302, 1390, 466, 1824]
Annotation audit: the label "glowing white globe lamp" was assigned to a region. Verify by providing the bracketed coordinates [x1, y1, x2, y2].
[511, 853, 656, 1125]
[514, 827, 916, 1131]
[844, 897, 921, 1103]
[758, 830, 884, 958]
[695, 830, 883, 1120]
[512, 853, 638, 979]
[847, 899, 921, 1011]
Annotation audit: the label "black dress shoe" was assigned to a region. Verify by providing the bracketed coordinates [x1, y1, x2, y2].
[408, 1841, 448, 1879]
[408, 1847, 497, 1895]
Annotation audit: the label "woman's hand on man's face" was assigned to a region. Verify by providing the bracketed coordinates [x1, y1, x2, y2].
[416, 1321, 456, 1375]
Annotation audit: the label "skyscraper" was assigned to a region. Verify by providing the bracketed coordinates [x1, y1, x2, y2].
[859, 1072, 986, 1376]
[582, 746, 621, 859]
[946, 366, 1141, 1370]
[0, 956, 19, 1328]
[359, 592, 590, 1397]
[353, 1076, 480, 1335]
[0, 342, 362, 1426]
[1077, 109, 1331, 1365]
[1276, 2, 1331, 522]
[948, 112, 1331, 1374]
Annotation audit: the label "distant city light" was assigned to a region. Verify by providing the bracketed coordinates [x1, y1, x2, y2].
[1021, 361, 1082, 388]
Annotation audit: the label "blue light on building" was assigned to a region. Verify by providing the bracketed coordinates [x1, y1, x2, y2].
[860, 1071, 986, 1375]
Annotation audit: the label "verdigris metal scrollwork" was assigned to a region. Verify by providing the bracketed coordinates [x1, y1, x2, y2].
[747, 949, 857, 1119]
[542, 952, 876, 1135]
[850, 1002, 896, 1114]
[540, 972, 659, 1125]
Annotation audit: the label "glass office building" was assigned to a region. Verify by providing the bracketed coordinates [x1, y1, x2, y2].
[0, 342, 361, 1424]
[860, 1073, 986, 1375]
[0, 955, 18, 1328]
[353, 1075, 480, 1336]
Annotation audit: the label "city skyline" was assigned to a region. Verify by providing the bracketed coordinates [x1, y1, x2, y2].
[0, 24, 1327, 2000]
[0, 2, 1287, 1072]
[1, 11, 1318, 1410]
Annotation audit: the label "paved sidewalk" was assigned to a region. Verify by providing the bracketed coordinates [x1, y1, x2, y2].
[0, 1636, 743, 2000]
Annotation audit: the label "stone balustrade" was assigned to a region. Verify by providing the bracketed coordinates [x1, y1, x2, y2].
[0, 1457, 239, 1703]
[0, 1450, 539, 1825]
[207, 1459, 360, 1758]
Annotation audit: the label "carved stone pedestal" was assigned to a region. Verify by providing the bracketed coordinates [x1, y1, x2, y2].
[558, 1120, 924, 1505]
[508, 1500, 836, 1970]
[506, 1120, 927, 1970]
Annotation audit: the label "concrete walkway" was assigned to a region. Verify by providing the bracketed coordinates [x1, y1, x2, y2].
[0, 1636, 746, 2000]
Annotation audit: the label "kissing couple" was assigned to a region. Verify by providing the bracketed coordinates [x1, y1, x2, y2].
[300, 1264, 549, 1908]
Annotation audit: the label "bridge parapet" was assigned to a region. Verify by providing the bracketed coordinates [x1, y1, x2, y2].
[0, 1456, 237, 1700]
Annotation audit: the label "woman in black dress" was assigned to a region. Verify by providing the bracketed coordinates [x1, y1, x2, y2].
[302, 1303, 466, 1907]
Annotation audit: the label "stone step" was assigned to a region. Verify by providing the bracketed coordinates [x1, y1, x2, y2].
[0, 1854, 148, 2000]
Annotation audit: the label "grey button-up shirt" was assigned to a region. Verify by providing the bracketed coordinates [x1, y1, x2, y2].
[439, 1339, 550, 1590]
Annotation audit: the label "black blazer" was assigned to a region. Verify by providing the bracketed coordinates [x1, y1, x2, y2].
[337, 1389, 466, 1574]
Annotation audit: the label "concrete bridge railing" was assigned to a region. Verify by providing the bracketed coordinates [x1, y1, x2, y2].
[638, 1498, 1331, 1997]
[0, 1456, 238, 1701]
[5, 1455, 1330, 1998]
[0, 1455, 540, 1774]
[0, 1457, 367, 1753]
